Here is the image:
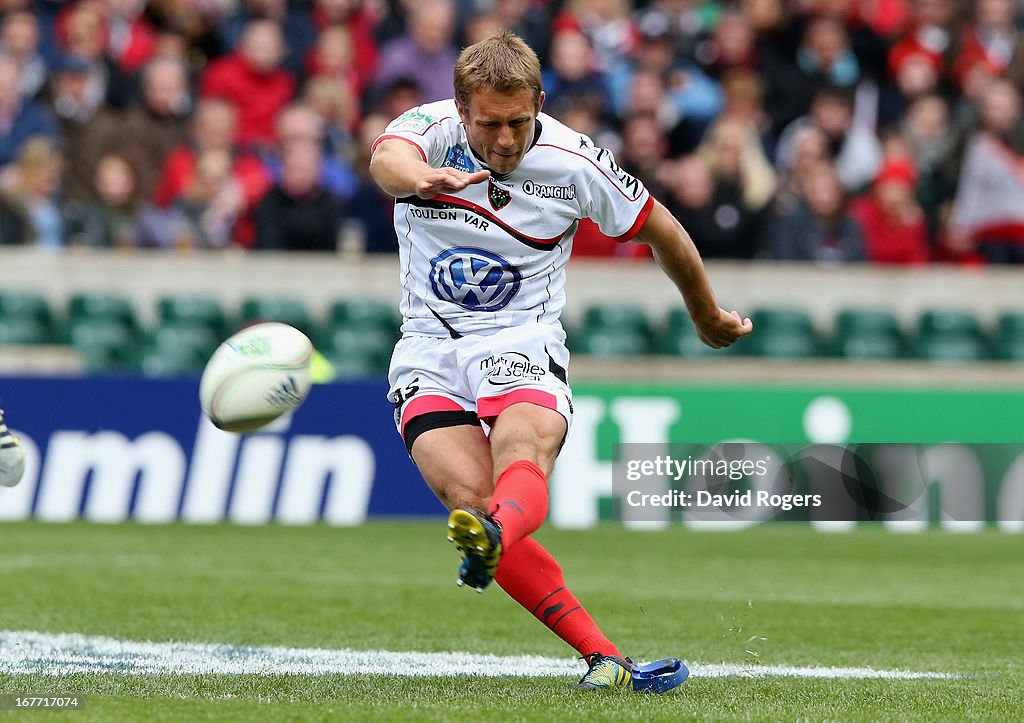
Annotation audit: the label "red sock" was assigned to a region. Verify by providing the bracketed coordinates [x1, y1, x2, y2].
[488, 460, 548, 549]
[495, 536, 621, 659]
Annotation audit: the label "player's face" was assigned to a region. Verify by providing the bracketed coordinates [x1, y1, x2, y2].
[458, 87, 543, 175]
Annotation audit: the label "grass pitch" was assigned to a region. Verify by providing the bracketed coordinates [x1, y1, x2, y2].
[0, 521, 1021, 720]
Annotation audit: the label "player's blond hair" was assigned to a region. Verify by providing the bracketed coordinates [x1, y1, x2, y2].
[453, 31, 542, 112]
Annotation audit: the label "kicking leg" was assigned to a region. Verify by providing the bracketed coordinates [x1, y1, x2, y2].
[486, 402, 632, 688]
[409, 408, 629, 687]
[409, 422, 504, 591]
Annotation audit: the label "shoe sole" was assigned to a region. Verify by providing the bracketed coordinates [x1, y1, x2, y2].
[446, 509, 499, 593]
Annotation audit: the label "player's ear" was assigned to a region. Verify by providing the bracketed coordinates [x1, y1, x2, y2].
[537, 91, 545, 115]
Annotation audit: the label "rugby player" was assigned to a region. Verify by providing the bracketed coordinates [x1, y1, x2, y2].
[370, 31, 751, 690]
[0, 409, 26, 489]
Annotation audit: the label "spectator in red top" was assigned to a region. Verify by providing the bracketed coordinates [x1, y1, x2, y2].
[153, 98, 272, 247]
[199, 18, 295, 150]
[856, 0, 912, 40]
[57, 0, 156, 71]
[154, 98, 271, 211]
[951, 0, 1019, 92]
[305, 24, 364, 97]
[849, 158, 930, 264]
[311, 0, 379, 89]
[879, 43, 944, 125]
[101, 0, 158, 73]
[220, 0, 319, 81]
[553, 0, 639, 73]
[887, 0, 960, 78]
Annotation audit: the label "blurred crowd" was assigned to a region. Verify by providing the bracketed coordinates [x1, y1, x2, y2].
[1, 0, 1024, 264]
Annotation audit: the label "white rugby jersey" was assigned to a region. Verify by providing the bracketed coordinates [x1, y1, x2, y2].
[373, 99, 653, 337]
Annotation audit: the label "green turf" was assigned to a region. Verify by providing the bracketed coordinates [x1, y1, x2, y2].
[1, 522, 1022, 721]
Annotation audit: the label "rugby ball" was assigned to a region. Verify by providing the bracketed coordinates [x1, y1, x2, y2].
[199, 322, 313, 433]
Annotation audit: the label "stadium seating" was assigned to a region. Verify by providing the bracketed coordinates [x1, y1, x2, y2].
[583, 304, 653, 339]
[5, 292, 1024, 373]
[912, 335, 990, 362]
[0, 317, 49, 346]
[136, 344, 209, 377]
[143, 321, 220, 368]
[316, 300, 400, 375]
[750, 307, 816, 335]
[740, 307, 818, 357]
[574, 327, 653, 356]
[317, 323, 396, 375]
[831, 333, 904, 359]
[656, 308, 736, 357]
[0, 291, 54, 339]
[328, 299, 400, 333]
[63, 293, 140, 371]
[991, 311, 1024, 361]
[67, 292, 138, 333]
[918, 308, 984, 338]
[739, 328, 819, 358]
[67, 318, 138, 372]
[827, 308, 905, 359]
[835, 308, 903, 337]
[913, 308, 989, 362]
[997, 310, 1024, 336]
[240, 296, 312, 334]
[572, 304, 655, 357]
[157, 295, 230, 339]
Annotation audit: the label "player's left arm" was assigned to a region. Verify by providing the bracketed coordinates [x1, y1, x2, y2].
[633, 199, 753, 349]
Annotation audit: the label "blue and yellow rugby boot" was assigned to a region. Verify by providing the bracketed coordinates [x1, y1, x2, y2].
[446, 508, 503, 592]
[575, 653, 635, 691]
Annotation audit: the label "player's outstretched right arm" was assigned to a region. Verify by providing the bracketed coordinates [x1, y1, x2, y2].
[370, 139, 490, 199]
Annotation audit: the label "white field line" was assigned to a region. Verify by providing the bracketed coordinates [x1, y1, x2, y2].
[0, 631, 956, 680]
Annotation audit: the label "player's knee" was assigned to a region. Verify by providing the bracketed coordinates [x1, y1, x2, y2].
[438, 485, 491, 512]
[429, 473, 493, 511]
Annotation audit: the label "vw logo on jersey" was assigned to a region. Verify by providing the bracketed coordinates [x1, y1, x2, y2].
[429, 247, 522, 312]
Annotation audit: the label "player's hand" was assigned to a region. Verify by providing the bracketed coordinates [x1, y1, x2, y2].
[415, 168, 490, 199]
[693, 309, 753, 349]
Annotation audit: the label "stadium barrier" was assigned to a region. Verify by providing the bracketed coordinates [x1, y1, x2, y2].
[2, 248, 1024, 335]
[1, 375, 1021, 531]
